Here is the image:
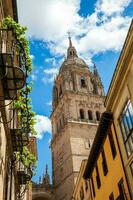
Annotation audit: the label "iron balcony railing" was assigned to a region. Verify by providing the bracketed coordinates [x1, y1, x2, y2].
[0, 29, 27, 100]
[17, 161, 32, 185]
[10, 108, 29, 152]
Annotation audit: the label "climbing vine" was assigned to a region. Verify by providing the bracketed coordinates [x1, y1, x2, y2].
[1, 17, 37, 172]
[2, 16, 32, 73]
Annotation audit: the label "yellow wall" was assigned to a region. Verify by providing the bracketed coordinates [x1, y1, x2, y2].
[91, 124, 130, 200]
[105, 21, 133, 197]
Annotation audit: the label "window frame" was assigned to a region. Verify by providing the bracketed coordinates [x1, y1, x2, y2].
[108, 129, 117, 159]
[96, 164, 101, 189]
[118, 178, 127, 200]
[88, 110, 93, 121]
[101, 148, 108, 176]
[96, 111, 100, 121]
[119, 100, 133, 158]
[80, 77, 86, 88]
[80, 185, 84, 200]
[91, 176, 95, 198]
[80, 109, 85, 120]
[109, 192, 114, 200]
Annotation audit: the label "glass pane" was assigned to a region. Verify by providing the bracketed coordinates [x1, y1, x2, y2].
[128, 136, 133, 153]
[128, 103, 133, 124]
[128, 102, 133, 120]
[120, 120, 127, 141]
[125, 109, 133, 130]
[125, 142, 131, 157]
[123, 115, 130, 135]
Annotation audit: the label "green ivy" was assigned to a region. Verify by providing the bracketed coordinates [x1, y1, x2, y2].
[2, 16, 32, 73]
[1, 17, 37, 174]
[16, 147, 37, 171]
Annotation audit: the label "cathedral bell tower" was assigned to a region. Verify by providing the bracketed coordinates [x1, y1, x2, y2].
[51, 37, 105, 200]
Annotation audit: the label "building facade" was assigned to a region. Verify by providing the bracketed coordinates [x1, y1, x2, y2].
[84, 111, 131, 200]
[51, 37, 105, 200]
[0, 1, 18, 199]
[0, 1, 37, 200]
[72, 159, 91, 200]
[105, 20, 133, 198]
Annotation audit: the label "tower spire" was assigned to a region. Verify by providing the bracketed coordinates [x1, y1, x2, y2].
[67, 33, 78, 59]
[68, 32, 72, 47]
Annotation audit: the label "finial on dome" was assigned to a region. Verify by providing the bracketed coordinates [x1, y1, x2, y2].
[68, 31, 72, 47]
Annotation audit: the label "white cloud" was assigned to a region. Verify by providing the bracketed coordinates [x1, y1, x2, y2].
[95, 0, 131, 16]
[31, 74, 37, 81]
[34, 115, 52, 139]
[42, 67, 59, 84]
[17, 0, 132, 63]
[46, 101, 52, 106]
[30, 54, 35, 60]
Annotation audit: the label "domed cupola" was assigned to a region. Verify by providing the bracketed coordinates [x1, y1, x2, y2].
[60, 36, 88, 74]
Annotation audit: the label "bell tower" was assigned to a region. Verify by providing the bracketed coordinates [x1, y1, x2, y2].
[51, 37, 105, 200]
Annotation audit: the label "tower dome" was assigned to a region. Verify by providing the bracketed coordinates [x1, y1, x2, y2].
[60, 36, 88, 73]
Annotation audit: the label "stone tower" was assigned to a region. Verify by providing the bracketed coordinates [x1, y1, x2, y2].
[51, 36, 105, 200]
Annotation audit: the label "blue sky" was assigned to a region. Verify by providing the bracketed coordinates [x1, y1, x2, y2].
[17, 0, 133, 183]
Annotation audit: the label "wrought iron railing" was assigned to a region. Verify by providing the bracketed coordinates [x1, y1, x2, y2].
[17, 161, 32, 185]
[0, 29, 26, 100]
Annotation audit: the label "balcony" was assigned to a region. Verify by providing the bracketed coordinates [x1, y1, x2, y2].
[0, 29, 26, 100]
[10, 128, 29, 152]
[17, 163, 32, 185]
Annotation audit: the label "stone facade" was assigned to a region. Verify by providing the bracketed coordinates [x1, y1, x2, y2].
[0, 1, 18, 199]
[51, 37, 105, 200]
[0, 1, 37, 200]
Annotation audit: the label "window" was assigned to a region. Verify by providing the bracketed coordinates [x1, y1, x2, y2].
[108, 129, 117, 159]
[101, 149, 108, 176]
[119, 100, 133, 157]
[80, 186, 84, 200]
[96, 164, 101, 189]
[88, 110, 93, 120]
[91, 177, 95, 197]
[130, 162, 133, 176]
[81, 77, 86, 88]
[70, 51, 72, 56]
[109, 193, 114, 200]
[118, 178, 127, 200]
[96, 111, 100, 121]
[80, 109, 85, 120]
